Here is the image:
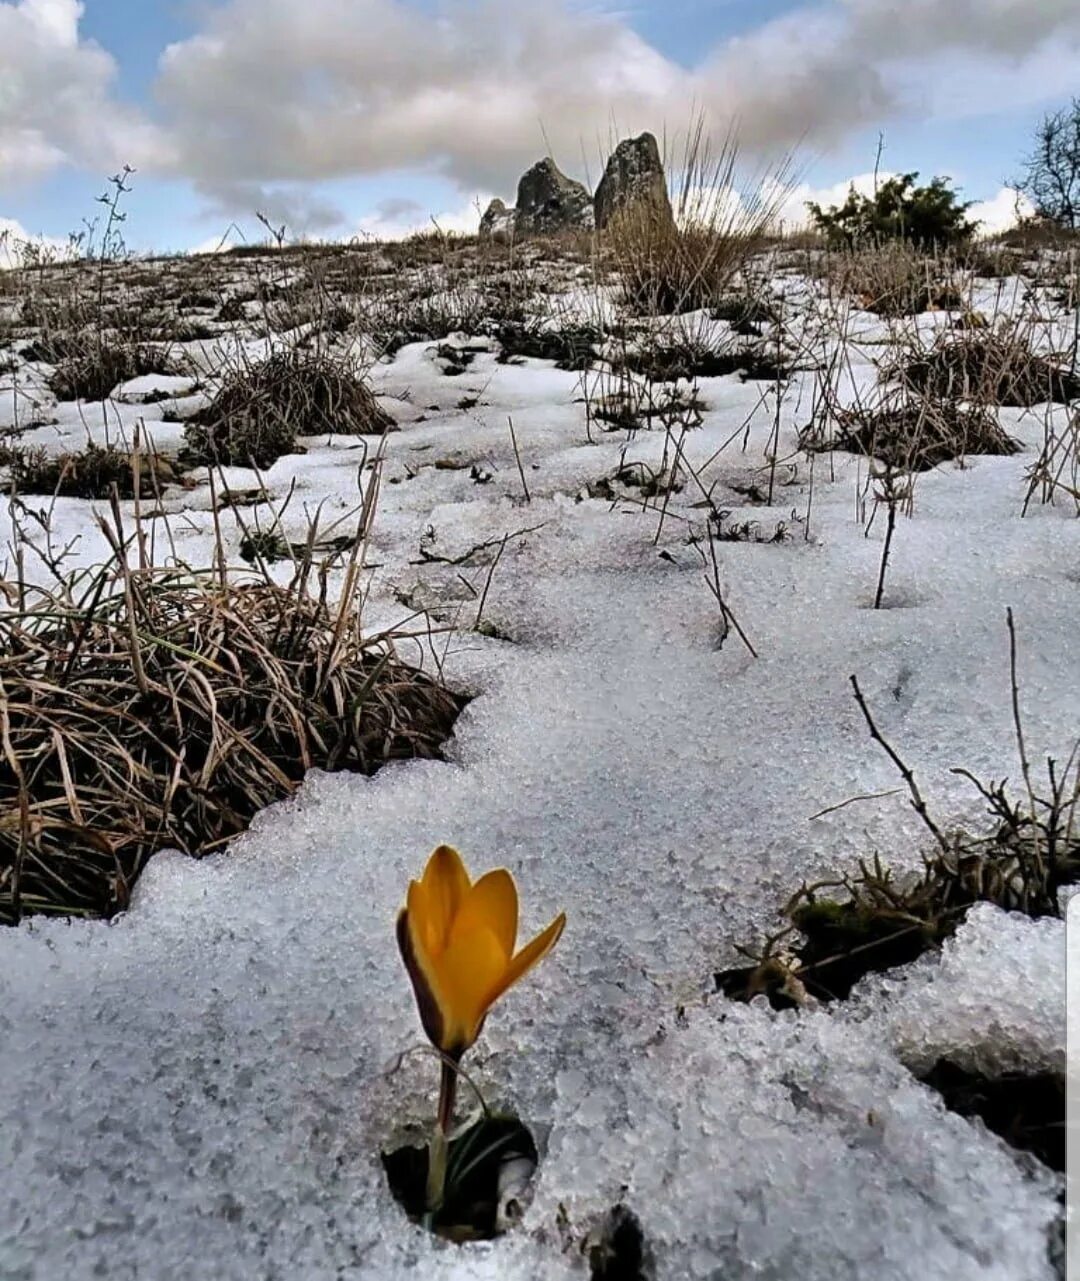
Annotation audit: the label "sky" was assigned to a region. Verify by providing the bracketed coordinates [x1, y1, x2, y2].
[0, 0, 1077, 254]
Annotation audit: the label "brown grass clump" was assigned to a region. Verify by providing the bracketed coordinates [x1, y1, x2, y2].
[493, 320, 601, 370]
[0, 442, 180, 498]
[47, 339, 175, 402]
[0, 534, 467, 923]
[889, 327, 1080, 407]
[618, 337, 790, 384]
[606, 121, 792, 316]
[820, 242, 967, 317]
[813, 396, 1020, 471]
[184, 349, 394, 467]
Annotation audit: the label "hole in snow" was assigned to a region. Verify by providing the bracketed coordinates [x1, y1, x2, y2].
[585, 1203, 655, 1281]
[918, 1058, 1065, 1174]
[856, 587, 927, 610]
[381, 1114, 538, 1243]
[716, 888, 944, 1010]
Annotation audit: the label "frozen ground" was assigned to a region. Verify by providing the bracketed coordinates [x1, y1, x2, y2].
[0, 250, 1074, 1279]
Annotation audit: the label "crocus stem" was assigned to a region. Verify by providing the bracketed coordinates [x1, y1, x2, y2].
[426, 1058, 458, 1213]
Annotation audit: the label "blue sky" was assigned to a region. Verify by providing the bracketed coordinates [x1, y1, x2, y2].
[1, 0, 1076, 252]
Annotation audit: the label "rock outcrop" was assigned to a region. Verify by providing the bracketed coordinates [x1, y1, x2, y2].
[481, 137, 675, 239]
[593, 132, 675, 233]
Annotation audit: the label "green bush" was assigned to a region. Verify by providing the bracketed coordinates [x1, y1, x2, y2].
[807, 173, 976, 251]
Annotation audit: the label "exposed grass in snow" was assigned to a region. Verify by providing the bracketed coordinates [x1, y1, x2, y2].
[184, 346, 394, 469]
[807, 396, 1020, 472]
[0, 440, 179, 498]
[814, 240, 969, 318]
[720, 622, 1079, 1015]
[0, 511, 467, 923]
[607, 128, 790, 317]
[888, 324, 1080, 407]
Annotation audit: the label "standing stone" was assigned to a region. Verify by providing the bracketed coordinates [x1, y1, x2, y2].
[479, 198, 515, 240]
[594, 132, 675, 233]
[513, 158, 594, 235]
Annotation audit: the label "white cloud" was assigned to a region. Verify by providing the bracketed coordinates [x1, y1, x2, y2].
[149, 0, 1080, 223]
[0, 215, 74, 267]
[842, 0, 1080, 59]
[3, 0, 1076, 235]
[155, 0, 682, 200]
[969, 186, 1034, 235]
[0, 0, 170, 186]
[355, 193, 495, 241]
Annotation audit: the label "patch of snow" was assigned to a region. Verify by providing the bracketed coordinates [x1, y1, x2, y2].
[114, 373, 198, 404]
[0, 262, 1074, 1280]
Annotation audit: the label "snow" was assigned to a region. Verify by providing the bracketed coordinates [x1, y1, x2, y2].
[114, 373, 198, 404]
[0, 253, 1074, 1280]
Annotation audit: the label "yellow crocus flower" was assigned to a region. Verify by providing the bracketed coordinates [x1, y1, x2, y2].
[397, 844, 566, 1060]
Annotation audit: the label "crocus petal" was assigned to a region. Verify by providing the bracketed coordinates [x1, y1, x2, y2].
[484, 911, 566, 1011]
[437, 923, 509, 1053]
[396, 906, 447, 1051]
[420, 844, 471, 956]
[448, 868, 518, 961]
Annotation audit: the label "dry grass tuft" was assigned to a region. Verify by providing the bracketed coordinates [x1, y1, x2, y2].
[618, 336, 790, 384]
[0, 535, 467, 924]
[888, 326, 1080, 407]
[493, 320, 601, 370]
[819, 242, 967, 317]
[184, 349, 394, 467]
[0, 442, 179, 498]
[606, 121, 793, 316]
[810, 396, 1021, 472]
[47, 339, 175, 402]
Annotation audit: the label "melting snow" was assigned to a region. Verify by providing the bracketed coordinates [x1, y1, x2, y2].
[0, 259, 1074, 1279]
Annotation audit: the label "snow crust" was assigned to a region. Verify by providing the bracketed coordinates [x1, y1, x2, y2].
[0, 257, 1074, 1279]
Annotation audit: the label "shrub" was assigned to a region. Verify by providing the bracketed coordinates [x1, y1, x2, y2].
[808, 173, 975, 251]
